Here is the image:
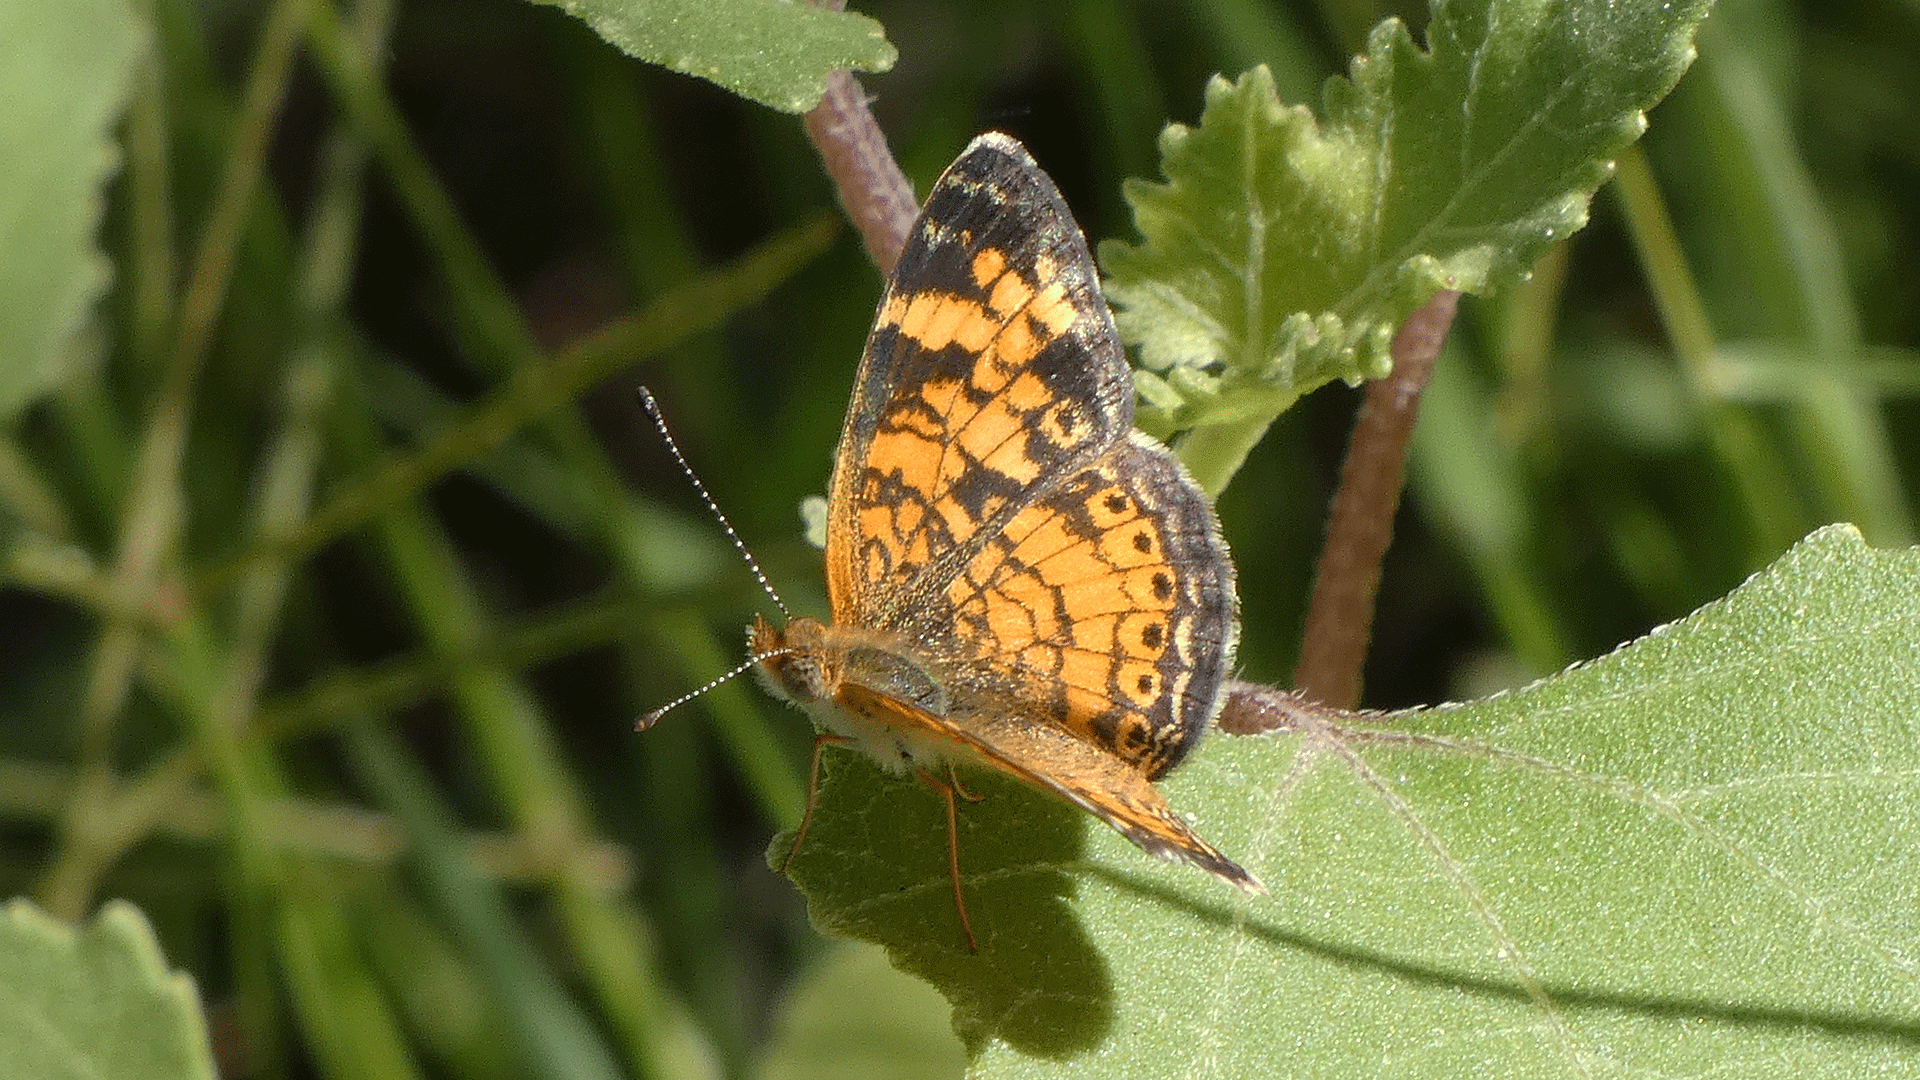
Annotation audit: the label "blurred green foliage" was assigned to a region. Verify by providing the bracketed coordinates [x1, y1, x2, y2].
[0, 0, 1916, 1077]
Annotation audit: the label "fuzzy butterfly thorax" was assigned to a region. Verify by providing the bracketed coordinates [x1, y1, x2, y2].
[752, 614, 963, 775]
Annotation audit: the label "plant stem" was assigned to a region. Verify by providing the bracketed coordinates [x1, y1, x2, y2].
[802, 0, 917, 274]
[1293, 290, 1459, 708]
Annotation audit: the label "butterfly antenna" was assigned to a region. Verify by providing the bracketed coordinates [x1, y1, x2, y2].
[636, 646, 793, 730]
[637, 386, 791, 620]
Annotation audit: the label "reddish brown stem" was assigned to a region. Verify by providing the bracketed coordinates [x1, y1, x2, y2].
[1218, 680, 1338, 736]
[1290, 290, 1460, 709]
[801, 4, 917, 275]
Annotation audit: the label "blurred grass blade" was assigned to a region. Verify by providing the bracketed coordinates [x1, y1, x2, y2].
[342, 721, 627, 1080]
[197, 213, 837, 599]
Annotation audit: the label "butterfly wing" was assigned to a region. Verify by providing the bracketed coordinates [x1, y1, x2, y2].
[825, 133, 1135, 627]
[939, 431, 1238, 780]
[838, 682, 1262, 892]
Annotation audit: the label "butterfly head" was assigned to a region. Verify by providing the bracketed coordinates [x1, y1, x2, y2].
[750, 615, 838, 707]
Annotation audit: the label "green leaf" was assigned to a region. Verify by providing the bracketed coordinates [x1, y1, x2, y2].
[782, 525, 1920, 1075]
[0, 900, 218, 1080]
[1101, 0, 1712, 477]
[0, 0, 145, 421]
[529, 0, 895, 114]
[755, 943, 964, 1080]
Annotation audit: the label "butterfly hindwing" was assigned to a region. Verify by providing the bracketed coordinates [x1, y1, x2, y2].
[838, 682, 1259, 891]
[939, 430, 1238, 779]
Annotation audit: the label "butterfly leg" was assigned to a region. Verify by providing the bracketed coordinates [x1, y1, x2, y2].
[946, 765, 984, 804]
[780, 732, 853, 874]
[911, 765, 978, 952]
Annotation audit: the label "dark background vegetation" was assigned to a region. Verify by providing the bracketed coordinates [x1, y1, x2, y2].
[3, 0, 1916, 1076]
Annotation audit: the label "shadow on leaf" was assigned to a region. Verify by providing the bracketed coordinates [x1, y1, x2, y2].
[777, 759, 1114, 1058]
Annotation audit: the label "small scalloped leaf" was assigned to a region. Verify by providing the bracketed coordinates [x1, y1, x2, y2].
[0, 0, 145, 421]
[0, 900, 217, 1080]
[530, 0, 895, 114]
[1102, 0, 1712, 434]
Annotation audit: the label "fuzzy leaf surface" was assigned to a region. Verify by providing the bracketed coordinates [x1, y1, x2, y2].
[781, 526, 1920, 1076]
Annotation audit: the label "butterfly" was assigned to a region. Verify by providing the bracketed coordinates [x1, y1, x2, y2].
[655, 133, 1259, 952]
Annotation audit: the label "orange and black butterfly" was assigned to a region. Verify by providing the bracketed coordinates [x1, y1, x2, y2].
[741, 133, 1261, 948]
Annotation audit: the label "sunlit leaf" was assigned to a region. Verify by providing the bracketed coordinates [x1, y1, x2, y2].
[0, 900, 217, 1080]
[531, 0, 895, 114]
[0, 0, 144, 420]
[784, 526, 1920, 1076]
[1103, 0, 1712, 449]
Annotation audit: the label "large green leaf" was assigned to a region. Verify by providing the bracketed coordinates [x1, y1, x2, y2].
[1101, 0, 1712, 485]
[0, 900, 218, 1080]
[529, 0, 895, 114]
[781, 525, 1920, 1075]
[0, 0, 145, 421]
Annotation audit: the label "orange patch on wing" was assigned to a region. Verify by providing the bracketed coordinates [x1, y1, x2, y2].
[894, 291, 942, 340]
[1116, 659, 1160, 707]
[1086, 485, 1138, 528]
[1004, 372, 1051, 413]
[1125, 565, 1179, 609]
[1116, 610, 1169, 661]
[854, 499, 940, 585]
[899, 528, 933, 569]
[1099, 521, 1162, 568]
[1058, 649, 1111, 705]
[971, 248, 1007, 289]
[856, 504, 892, 547]
[987, 269, 1034, 318]
[981, 588, 1038, 649]
[1068, 612, 1119, 654]
[994, 319, 1042, 375]
[950, 300, 1001, 355]
[1037, 399, 1091, 449]
[932, 494, 979, 545]
[1032, 538, 1106, 586]
[896, 292, 997, 354]
[857, 499, 930, 558]
[919, 376, 966, 418]
[1027, 282, 1079, 337]
[1063, 683, 1117, 732]
[1001, 509, 1079, 571]
[980, 441, 1042, 487]
[957, 397, 1041, 485]
[889, 403, 945, 441]
[865, 429, 943, 501]
[1064, 574, 1134, 620]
